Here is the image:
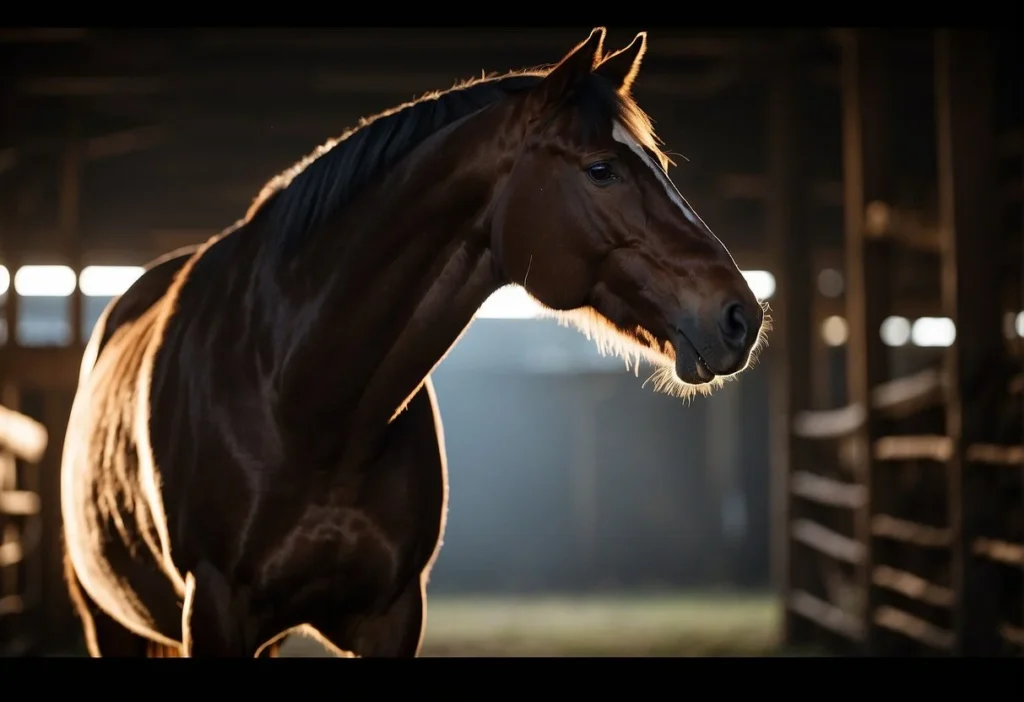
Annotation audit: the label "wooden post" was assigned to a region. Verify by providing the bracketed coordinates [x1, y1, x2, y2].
[705, 379, 744, 584]
[934, 29, 1001, 656]
[59, 124, 83, 346]
[766, 36, 814, 649]
[840, 28, 893, 655]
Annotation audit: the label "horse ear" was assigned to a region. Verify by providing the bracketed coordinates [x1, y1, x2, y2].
[531, 27, 606, 105]
[595, 32, 647, 94]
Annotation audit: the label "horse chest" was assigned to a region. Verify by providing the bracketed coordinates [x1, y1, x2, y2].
[258, 504, 400, 596]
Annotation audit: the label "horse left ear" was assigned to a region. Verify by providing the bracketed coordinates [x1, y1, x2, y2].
[595, 32, 647, 95]
[531, 27, 606, 106]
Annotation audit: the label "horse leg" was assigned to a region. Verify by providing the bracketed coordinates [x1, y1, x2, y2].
[63, 549, 176, 657]
[181, 560, 250, 657]
[310, 578, 427, 658]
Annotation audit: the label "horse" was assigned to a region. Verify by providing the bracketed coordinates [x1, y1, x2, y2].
[60, 27, 769, 658]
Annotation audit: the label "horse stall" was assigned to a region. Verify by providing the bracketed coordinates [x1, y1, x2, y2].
[774, 29, 1023, 656]
[0, 27, 1018, 658]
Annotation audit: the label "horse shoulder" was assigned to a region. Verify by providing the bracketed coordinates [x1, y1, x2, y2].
[92, 247, 200, 359]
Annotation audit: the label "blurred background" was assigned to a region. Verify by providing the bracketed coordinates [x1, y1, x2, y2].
[0, 27, 1020, 657]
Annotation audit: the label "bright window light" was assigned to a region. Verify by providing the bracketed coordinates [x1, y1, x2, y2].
[911, 316, 956, 347]
[14, 265, 77, 297]
[880, 316, 912, 347]
[1016, 311, 1024, 338]
[742, 270, 776, 301]
[0, 266, 9, 296]
[821, 315, 848, 347]
[475, 286, 545, 320]
[79, 265, 145, 297]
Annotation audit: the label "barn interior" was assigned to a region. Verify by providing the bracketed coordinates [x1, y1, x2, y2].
[0, 27, 1021, 657]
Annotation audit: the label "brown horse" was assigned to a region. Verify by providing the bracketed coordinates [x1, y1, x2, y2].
[60, 28, 768, 658]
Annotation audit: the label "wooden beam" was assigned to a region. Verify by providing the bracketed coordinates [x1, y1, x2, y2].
[871, 514, 952, 548]
[84, 125, 165, 160]
[193, 28, 749, 56]
[0, 28, 87, 43]
[792, 519, 865, 565]
[20, 77, 166, 97]
[0, 406, 48, 463]
[766, 37, 815, 649]
[935, 28, 1003, 656]
[972, 538, 1024, 567]
[59, 128, 84, 346]
[787, 589, 864, 642]
[840, 28, 894, 655]
[874, 435, 953, 462]
[872, 565, 954, 608]
[874, 605, 954, 651]
[790, 471, 866, 509]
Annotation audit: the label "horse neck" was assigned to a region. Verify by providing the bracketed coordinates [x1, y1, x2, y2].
[262, 106, 512, 463]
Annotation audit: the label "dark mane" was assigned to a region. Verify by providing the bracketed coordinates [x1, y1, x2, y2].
[244, 68, 671, 252]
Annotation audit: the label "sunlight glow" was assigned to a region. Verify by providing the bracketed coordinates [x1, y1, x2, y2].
[880, 316, 912, 347]
[0, 266, 9, 296]
[1016, 311, 1024, 338]
[742, 270, 776, 301]
[475, 286, 545, 319]
[910, 317, 956, 347]
[79, 265, 145, 297]
[821, 315, 848, 347]
[14, 265, 77, 297]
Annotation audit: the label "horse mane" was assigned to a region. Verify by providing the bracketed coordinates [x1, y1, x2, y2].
[243, 66, 672, 254]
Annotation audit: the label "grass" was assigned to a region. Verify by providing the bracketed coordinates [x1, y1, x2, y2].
[279, 592, 782, 657]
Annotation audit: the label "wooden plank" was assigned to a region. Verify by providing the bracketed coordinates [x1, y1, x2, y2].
[972, 538, 1024, 567]
[965, 444, 1024, 466]
[0, 540, 23, 567]
[787, 589, 864, 642]
[874, 605, 954, 651]
[872, 565, 954, 608]
[935, 28, 1002, 656]
[792, 369, 947, 441]
[791, 519, 866, 565]
[790, 471, 866, 509]
[0, 406, 48, 462]
[871, 515, 952, 548]
[871, 368, 944, 417]
[874, 435, 953, 462]
[840, 28, 893, 655]
[0, 490, 41, 516]
[793, 404, 865, 440]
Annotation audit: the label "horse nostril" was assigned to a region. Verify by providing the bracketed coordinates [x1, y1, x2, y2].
[718, 301, 752, 351]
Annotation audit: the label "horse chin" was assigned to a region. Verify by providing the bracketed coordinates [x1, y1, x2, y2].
[547, 306, 725, 400]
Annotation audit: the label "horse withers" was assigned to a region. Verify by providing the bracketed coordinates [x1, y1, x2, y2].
[61, 28, 768, 658]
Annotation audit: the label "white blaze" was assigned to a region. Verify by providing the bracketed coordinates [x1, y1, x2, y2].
[611, 121, 707, 231]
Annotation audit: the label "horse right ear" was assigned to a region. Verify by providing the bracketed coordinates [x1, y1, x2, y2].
[595, 32, 647, 95]
[529, 27, 606, 108]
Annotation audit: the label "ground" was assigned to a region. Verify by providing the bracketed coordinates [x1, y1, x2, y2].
[279, 592, 781, 657]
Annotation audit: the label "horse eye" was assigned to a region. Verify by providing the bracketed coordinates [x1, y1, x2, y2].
[586, 162, 617, 185]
